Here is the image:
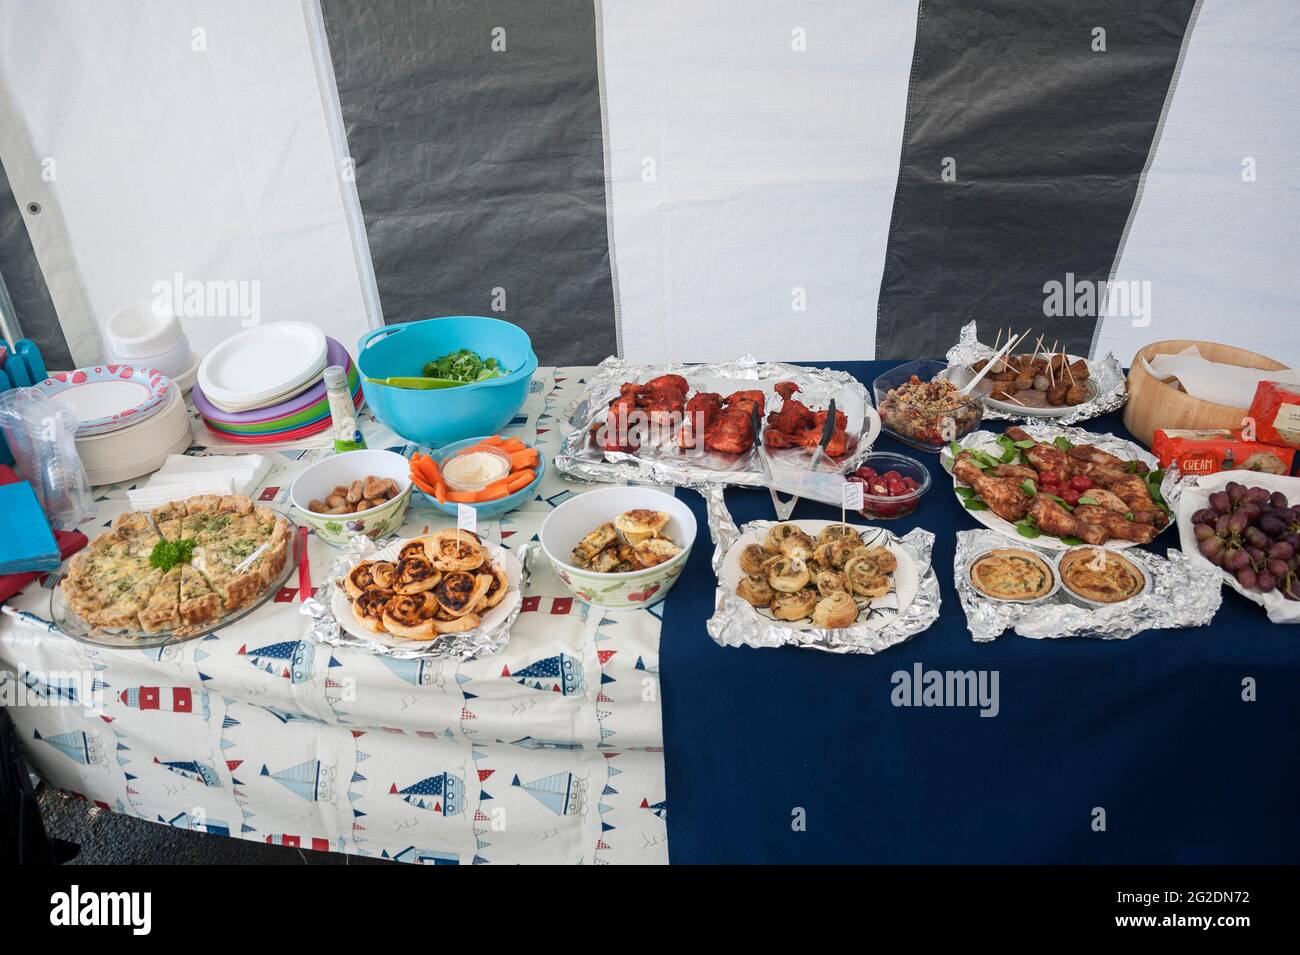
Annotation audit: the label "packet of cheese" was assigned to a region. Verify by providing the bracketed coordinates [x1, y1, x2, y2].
[1151, 428, 1295, 477]
[1247, 380, 1300, 448]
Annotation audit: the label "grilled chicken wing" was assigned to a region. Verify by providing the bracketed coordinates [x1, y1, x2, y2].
[1076, 487, 1129, 514]
[1072, 505, 1158, 543]
[1029, 494, 1106, 544]
[1069, 443, 1147, 474]
[990, 462, 1038, 484]
[954, 452, 1031, 522]
[1101, 474, 1168, 527]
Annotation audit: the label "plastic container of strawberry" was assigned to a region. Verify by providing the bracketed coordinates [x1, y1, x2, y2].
[846, 451, 931, 520]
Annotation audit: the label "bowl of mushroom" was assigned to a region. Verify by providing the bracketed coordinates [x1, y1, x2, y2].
[290, 449, 413, 545]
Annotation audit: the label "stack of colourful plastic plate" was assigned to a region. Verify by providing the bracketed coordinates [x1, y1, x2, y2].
[193, 336, 364, 442]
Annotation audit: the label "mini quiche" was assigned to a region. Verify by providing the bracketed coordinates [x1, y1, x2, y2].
[969, 548, 1056, 603]
[61, 493, 291, 636]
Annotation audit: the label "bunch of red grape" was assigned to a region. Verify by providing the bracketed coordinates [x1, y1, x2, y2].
[1191, 481, 1300, 599]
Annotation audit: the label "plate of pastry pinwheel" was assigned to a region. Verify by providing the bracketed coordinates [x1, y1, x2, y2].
[941, 423, 1171, 551]
[331, 530, 522, 650]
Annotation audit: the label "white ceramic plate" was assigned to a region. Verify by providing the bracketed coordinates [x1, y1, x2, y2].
[942, 430, 1163, 551]
[1176, 471, 1300, 623]
[198, 322, 327, 405]
[331, 536, 523, 649]
[720, 520, 917, 630]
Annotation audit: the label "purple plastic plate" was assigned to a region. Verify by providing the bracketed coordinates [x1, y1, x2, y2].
[192, 336, 354, 424]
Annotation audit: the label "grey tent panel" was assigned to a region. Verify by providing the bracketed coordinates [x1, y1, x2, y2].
[0, 157, 70, 370]
[319, 0, 617, 366]
[876, 0, 1199, 359]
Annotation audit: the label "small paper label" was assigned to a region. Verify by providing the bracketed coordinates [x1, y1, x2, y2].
[842, 480, 864, 511]
[457, 503, 478, 534]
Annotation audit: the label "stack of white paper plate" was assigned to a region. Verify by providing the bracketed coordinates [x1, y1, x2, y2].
[76, 386, 193, 486]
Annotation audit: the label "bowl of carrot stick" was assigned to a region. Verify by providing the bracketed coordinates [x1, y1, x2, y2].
[409, 434, 545, 518]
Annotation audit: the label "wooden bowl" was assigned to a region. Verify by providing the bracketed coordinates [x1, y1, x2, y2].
[1123, 340, 1289, 448]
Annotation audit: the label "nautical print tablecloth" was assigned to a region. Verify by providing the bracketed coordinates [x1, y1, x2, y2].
[0, 368, 669, 864]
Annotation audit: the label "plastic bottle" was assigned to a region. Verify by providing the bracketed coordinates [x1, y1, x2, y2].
[324, 365, 366, 452]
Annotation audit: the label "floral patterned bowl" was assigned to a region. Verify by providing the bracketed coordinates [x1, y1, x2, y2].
[539, 486, 696, 609]
[290, 449, 413, 546]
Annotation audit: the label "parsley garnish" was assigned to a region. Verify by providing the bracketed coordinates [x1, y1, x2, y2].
[150, 538, 196, 572]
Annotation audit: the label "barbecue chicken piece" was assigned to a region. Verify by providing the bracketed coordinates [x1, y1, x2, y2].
[953, 452, 1031, 522]
[1025, 495, 1091, 542]
[704, 407, 755, 455]
[1028, 494, 1106, 545]
[679, 392, 723, 449]
[1068, 443, 1147, 474]
[1100, 474, 1169, 528]
[763, 381, 850, 456]
[723, 390, 766, 417]
[1071, 505, 1158, 544]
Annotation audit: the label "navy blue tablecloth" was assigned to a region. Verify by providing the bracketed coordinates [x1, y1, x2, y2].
[660, 360, 1300, 864]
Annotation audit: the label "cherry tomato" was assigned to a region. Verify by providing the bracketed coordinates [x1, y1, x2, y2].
[1069, 475, 1093, 491]
[1039, 470, 1059, 486]
[1061, 488, 1082, 506]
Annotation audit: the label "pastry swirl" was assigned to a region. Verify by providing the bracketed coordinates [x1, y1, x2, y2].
[434, 571, 492, 617]
[479, 565, 510, 609]
[766, 556, 810, 593]
[771, 588, 818, 621]
[737, 575, 774, 608]
[381, 591, 440, 639]
[369, 560, 398, 590]
[812, 590, 857, 628]
[426, 529, 486, 572]
[395, 553, 441, 594]
[352, 588, 395, 633]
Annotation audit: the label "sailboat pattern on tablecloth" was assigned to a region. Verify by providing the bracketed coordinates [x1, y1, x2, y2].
[502, 653, 585, 697]
[1, 368, 668, 864]
[390, 771, 465, 816]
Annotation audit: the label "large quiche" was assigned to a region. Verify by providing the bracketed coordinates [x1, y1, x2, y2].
[62, 494, 291, 635]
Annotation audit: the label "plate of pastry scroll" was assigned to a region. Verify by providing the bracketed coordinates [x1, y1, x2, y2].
[331, 530, 522, 649]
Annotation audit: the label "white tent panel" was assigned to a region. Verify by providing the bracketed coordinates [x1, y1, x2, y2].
[598, 0, 919, 364]
[1094, 0, 1300, 367]
[0, 0, 377, 367]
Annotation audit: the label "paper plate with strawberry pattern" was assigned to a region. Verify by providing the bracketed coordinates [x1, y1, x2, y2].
[35, 364, 172, 437]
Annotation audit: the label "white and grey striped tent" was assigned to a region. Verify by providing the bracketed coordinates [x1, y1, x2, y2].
[1, 0, 1296, 371]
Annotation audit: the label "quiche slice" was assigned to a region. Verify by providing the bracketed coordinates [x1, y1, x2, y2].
[112, 512, 162, 558]
[178, 564, 223, 628]
[138, 566, 182, 633]
[86, 567, 164, 630]
[152, 500, 187, 542]
[196, 515, 290, 611]
[63, 538, 153, 617]
[183, 507, 236, 544]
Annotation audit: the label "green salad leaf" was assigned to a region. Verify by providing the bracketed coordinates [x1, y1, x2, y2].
[1014, 515, 1041, 539]
[421, 348, 508, 384]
